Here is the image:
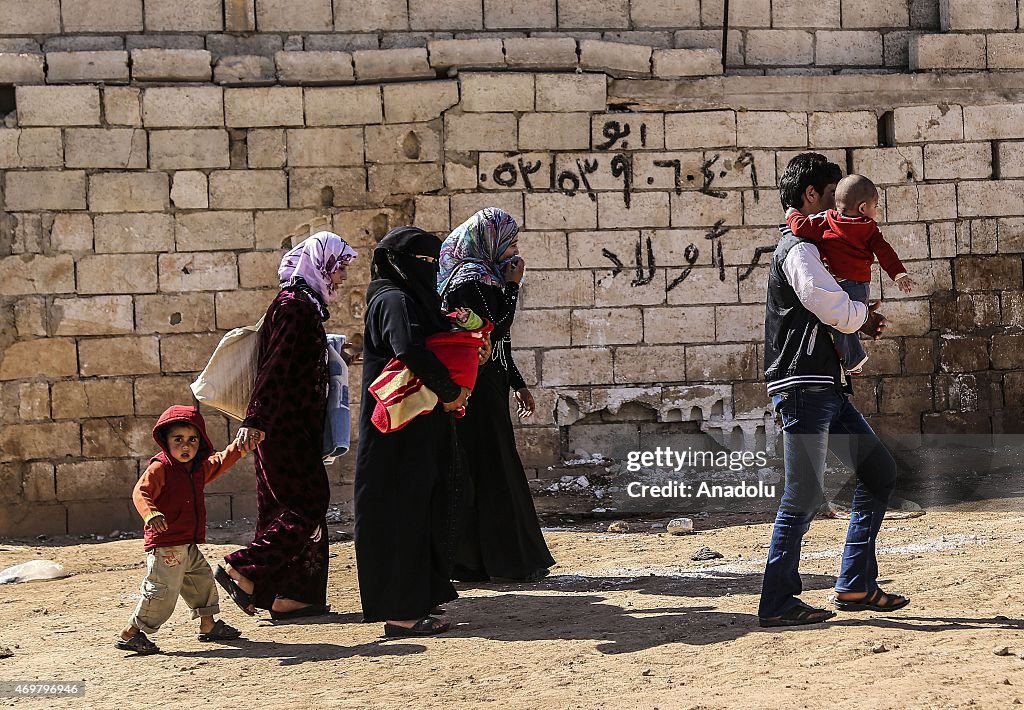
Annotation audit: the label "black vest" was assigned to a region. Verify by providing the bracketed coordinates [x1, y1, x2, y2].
[763, 227, 848, 395]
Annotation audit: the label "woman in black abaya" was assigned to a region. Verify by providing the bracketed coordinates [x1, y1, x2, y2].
[354, 227, 470, 636]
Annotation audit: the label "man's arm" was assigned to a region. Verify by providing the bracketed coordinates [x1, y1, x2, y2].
[782, 242, 867, 334]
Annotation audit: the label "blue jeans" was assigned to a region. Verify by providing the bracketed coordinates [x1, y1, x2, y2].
[831, 281, 869, 371]
[758, 386, 897, 618]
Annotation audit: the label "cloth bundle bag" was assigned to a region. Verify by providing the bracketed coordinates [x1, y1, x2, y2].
[368, 324, 492, 433]
[190, 317, 264, 421]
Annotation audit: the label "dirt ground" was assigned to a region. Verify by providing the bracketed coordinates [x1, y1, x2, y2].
[3, 506, 1024, 710]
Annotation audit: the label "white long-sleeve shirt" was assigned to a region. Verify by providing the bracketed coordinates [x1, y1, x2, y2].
[781, 241, 868, 334]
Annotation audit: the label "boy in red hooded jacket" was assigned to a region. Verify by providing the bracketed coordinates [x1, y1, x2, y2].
[116, 405, 253, 655]
[786, 174, 916, 373]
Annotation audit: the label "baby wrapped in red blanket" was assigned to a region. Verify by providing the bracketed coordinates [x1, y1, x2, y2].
[369, 308, 493, 433]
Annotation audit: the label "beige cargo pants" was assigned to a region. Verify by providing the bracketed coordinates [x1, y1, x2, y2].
[129, 544, 220, 634]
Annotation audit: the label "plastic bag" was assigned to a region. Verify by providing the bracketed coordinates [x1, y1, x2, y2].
[190, 316, 264, 421]
[0, 559, 67, 584]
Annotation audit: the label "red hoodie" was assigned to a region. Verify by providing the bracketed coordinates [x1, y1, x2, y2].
[786, 208, 907, 284]
[133, 405, 242, 551]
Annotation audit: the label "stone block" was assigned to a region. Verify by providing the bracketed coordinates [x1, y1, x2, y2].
[381, 81, 458, 123]
[745, 30, 814, 66]
[333, 0, 407, 31]
[519, 112, 589, 150]
[541, 348, 613, 386]
[483, 0, 556, 29]
[46, 50, 128, 83]
[158, 252, 238, 292]
[65, 128, 147, 169]
[894, 104, 964, 143]
[450, 192, 524, 227]
[132, 49, 212, 81]
[275, 50, 354, 85]
[52, 379, 133, 419]
[88, 172, 168, 213]
[289, 127, 365, 166]
[364, 123, 439, 163]
[175, 211, 254, 252]
[558, 0, 627, 28]
[815, 30, 882, 66]
[409, 0, 482, 29]
[208, 170, 287, 209]
[509, 308, 571, 348]
[135, 292, 216, 334]
[55, 459, 138, 502]
[940, 0, 1016, 30]
[0, 0, 60, 33]
[353, 48, 433, 81]
[955, 255, 1023, 291]
[213, 54, 276, 85]
[61, 0, 142, 32]
[593, 269, 667, 308]
[535, 73, 606, 112]
[880, 375, 933, 414]
[644, 305, 715, 344]
[247, 129, 286, 168]
[134, 375, 194, 415]
[665, 264, 739, 304]
[685, 343, 758, 382]
[851, 146, 924, 185]
[773, 0, 840, 27]
[289, 167, 368, 207]
[428, 39, 504, 69]
[958, 180, 1024, 218]
[52, 295, 134, 335]
[256, 0, 331, 31]
[670, 191, 742, 227]
[16, 86, 100, 126]
[987, 34, 1024, 70]
[94, 213, 174, 253]
[80, 417, 152, 459]
[632, 0, 700, 27]
[909, 34, 986, 71]
[225, 87, 303, 127]
[4, 171, 86, 211]
[254, 209, 320, 249]
[524, 192, 596, 230]
[50, 214, 93, 252]
[146, 0, 223, 31]
[149, 129, 229, 170]
[159, 332, 222, 372]
[461, 73, 534, 112]
[503, 37, 578, 69]
[305, 86, 383, 125]
[568, 308, 642, 346]
[924, 142, 992, 180]
[0, 338, 77, 381]
[808, 111, 877, 148]
[964, 104, 1024, 141]
[579, 39, 651, 76]
[652, 48, 722, 77]
[215, 288, 277, 328]
[77, 253, 158, 294]
[0, 129, 62, 169]
[104, 87, 142, 126]
[613, 345, 686, 383]
[597, 192, 670, 228]
[0, 52, 44, 83]
[143, 87, 224, 127]
[737, 111, 807, 147]
[0, 255, 75, 296]
[0, 421, 80, 462]
[368, 162, 443, 194]
[78, 336, 159, 376]
[444, 112, 518, 151]
[665, 110, 735, 149]
[841, 0, 910, 27]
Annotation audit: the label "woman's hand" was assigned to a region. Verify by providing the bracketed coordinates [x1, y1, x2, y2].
[514, 388, 535, 418]
[234, 427, 265, 453]
[341, 342, 362, 365]
[478, 333, 493, 365]
[443, 387, 472, 412]
[504, 257, 526, 284]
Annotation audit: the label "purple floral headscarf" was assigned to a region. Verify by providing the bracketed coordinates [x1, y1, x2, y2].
[278, 231, 358, 302]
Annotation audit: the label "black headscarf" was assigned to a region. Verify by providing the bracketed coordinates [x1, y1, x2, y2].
[366, 227, 448, 332]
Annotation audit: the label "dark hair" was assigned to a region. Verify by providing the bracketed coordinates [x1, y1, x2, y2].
[779, 152, 843, 211]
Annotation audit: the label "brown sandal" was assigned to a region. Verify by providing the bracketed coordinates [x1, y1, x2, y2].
[833, 588, 909, 612]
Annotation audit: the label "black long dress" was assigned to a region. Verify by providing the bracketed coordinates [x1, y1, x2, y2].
[354, 287, 463, 622]
[447, 279, 555, 581]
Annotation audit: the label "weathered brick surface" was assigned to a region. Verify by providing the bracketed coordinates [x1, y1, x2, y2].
[143, 87, 224, 127]
[0, 339, 77, 381]
[52, 295, 134, 335]
[132, 49, 213, 82]
[276, 51, 354, 85]
[5, 171, 87, 211]
[305, 86, 383, 125]
[46, 51, 129, 84]
[0, 52, 44, 83]
[146, 0, 223, 31]
[16, 86, 101, 127]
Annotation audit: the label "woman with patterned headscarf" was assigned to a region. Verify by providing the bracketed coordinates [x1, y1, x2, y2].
[354, 226, 471, 637]
[438, 208, 555, 583]
[217, 232, 356, 620]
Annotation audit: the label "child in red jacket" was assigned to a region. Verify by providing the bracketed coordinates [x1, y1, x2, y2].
[116, 405, 254, 655]
[786, 174, 916, 373]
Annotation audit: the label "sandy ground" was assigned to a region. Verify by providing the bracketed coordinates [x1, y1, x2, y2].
[3, 507, 1024, 710]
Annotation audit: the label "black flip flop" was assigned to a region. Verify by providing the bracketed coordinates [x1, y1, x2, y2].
[197, 619, 243, 642]
[114, 630, 160, 655]
[383, 616, 451, 637]
[214, 565, 256, 616]
[269, 603, 331, 621]
[759, 604, 836, 628]
[833, 588, 910, 612]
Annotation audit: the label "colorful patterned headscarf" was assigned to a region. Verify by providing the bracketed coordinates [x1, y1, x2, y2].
[278, 231, 358, 303]
[436, 208, 519, 298]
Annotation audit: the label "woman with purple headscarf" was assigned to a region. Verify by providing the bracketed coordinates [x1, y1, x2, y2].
[438, 208, 555, 583]
[216, 232, 357, 620]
